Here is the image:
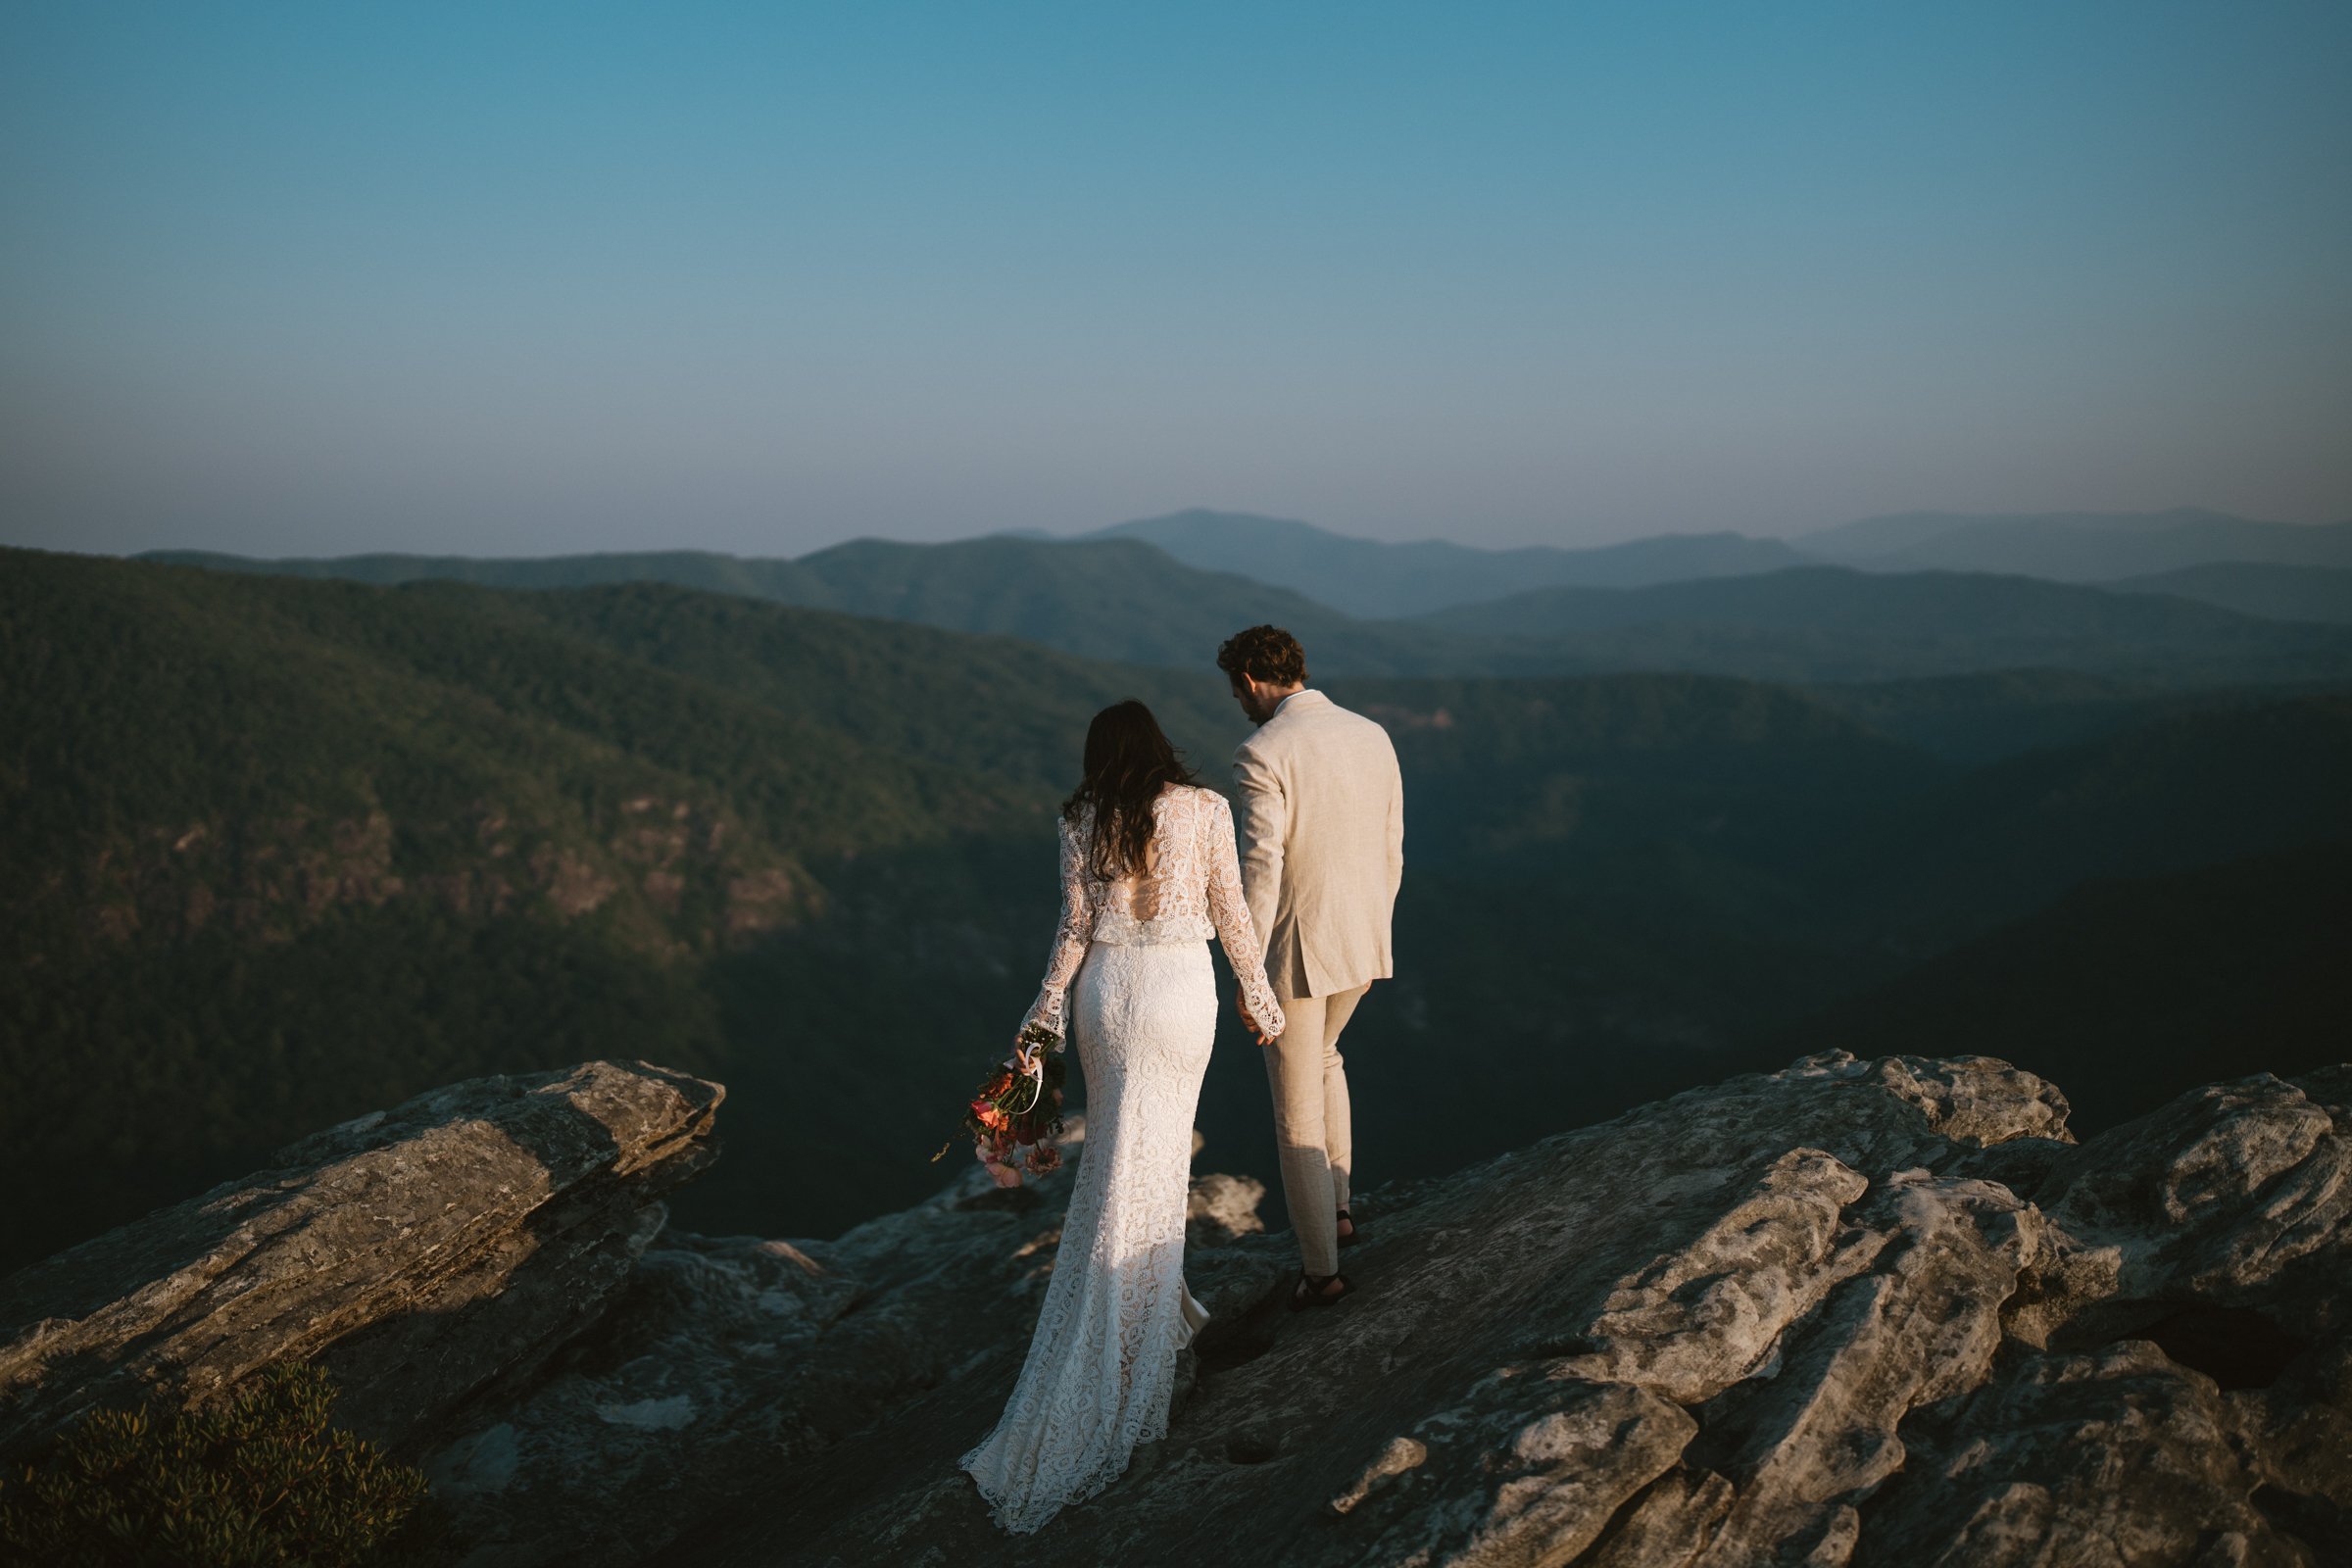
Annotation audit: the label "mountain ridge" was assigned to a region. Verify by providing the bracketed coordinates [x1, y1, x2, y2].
[1077, 508, 1815, 616]
[1796, 508, 2352, 580]
[142, 537, 1444, 674]
[2104, 561, 2352, 624]
[135, 540, 2352, 688]
[1414, 564, 2352, 686]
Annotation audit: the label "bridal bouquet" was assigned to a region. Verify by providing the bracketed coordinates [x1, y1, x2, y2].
[935, 1023, 1067, 1187]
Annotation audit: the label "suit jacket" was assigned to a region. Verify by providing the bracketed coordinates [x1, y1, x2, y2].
[1232, 689, 1404, 999]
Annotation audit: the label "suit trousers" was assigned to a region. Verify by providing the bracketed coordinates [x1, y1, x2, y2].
[1261, 982, 1366, 1278]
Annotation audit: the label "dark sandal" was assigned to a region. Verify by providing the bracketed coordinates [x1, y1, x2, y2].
[1289, 1270, 1353, 1311]
[1337, 1207, 1359, 1249]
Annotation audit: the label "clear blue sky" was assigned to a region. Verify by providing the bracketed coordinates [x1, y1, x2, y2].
[3, 1, 2347, 557]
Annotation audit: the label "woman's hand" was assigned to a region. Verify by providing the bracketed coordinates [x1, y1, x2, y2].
[1234, 987, 1277, 1047]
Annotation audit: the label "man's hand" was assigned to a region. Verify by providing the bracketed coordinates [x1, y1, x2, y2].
[1235, 986, 1277, 1047]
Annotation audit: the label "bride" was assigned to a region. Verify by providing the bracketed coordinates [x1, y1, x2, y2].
[961, 700, 1287, 1534]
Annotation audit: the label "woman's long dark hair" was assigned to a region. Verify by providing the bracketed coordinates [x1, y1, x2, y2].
[1062, 700, 1199, 880]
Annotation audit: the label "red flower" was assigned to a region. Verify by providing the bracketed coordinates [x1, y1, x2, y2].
[945, 1037, 1066, 1182]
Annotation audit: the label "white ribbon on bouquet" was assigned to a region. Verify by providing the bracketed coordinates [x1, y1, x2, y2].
[1004, 1046, 1048, 1116]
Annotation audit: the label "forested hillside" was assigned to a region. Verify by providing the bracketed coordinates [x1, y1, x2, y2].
[1784, 840, 2352, 1133]
[1296, 676, 2352, 1178]
[1, 548, 1245, 1269]
[7, 547, 2348, 1279]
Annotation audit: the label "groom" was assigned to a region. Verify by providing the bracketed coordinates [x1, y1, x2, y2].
[1217, 624, 1404, 1303]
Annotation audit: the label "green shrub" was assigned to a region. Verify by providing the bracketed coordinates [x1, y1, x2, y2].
[0, 1359, 434, 1567]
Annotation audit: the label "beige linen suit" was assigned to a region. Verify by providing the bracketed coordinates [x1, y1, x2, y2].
[1233, 688, 1404, 1277]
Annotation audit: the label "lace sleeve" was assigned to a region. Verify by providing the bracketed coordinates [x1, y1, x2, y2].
[1018, 814, 1093, 1046]
[1202, 792, 1285, 1038]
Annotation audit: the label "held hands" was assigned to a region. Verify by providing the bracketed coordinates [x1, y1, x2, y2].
[1234, 986, 1278, 1047]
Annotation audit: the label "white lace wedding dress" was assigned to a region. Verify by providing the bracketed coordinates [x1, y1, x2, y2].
[960, 784, 1286, 1534]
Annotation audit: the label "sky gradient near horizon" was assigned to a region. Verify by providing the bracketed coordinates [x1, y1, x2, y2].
[4, 2, 2349, 559]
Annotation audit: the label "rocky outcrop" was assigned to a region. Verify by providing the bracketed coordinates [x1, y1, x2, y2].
[0, 1059, 721, 1463]
[6, 1052, 2347, 1568]
[632, 1052, 2348, 1568]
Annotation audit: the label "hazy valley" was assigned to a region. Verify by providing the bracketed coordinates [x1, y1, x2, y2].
[9, 512, 2350, 1280]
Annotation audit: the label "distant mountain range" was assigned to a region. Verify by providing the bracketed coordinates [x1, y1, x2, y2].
[1075, 509, 1812, 617]
[149, 506, 2352, 627]
[1409, 564, 2352, 686]
[2102, 562, 2352, 624]
[1077, 505, 2352, 613]
[143, 530, 2352, 689]
[1795, 507, 2352, 581]
[145, 538, 1440, 675]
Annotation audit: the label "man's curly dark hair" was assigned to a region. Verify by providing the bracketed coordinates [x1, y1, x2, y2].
[1216, 624, 1308, 688]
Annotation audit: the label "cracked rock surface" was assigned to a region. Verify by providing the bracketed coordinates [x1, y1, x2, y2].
[0, 1059, 721, 1463]
[7, 1052, 2347, 1568]
[648, 1053, 2350, 1568]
